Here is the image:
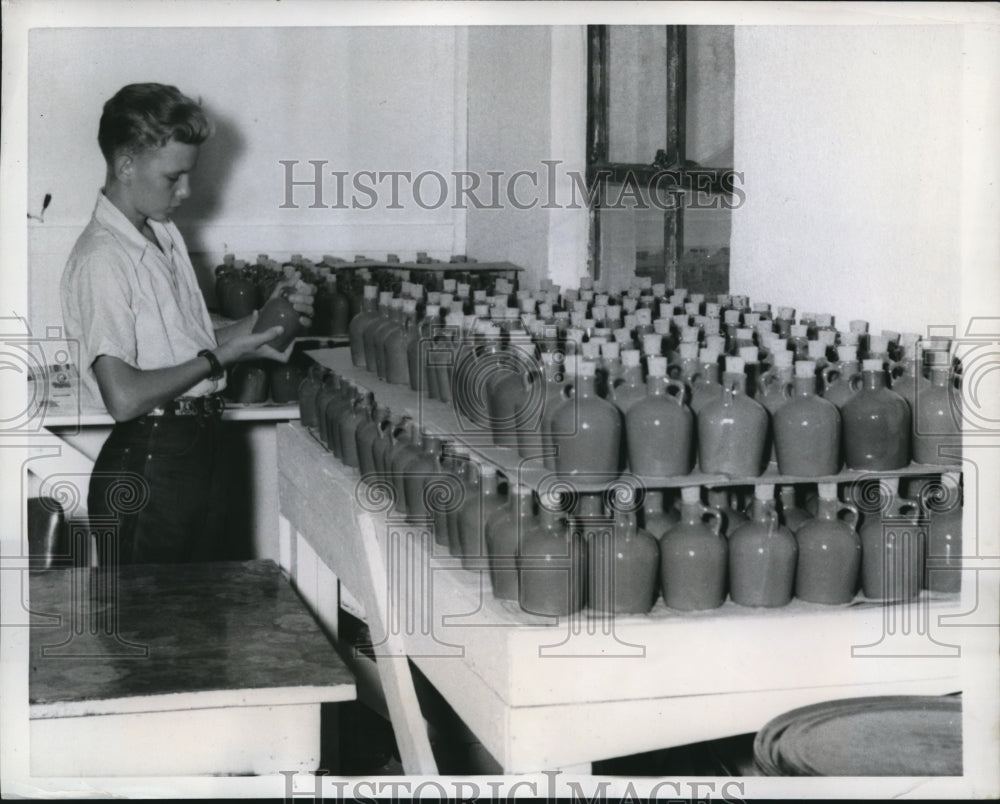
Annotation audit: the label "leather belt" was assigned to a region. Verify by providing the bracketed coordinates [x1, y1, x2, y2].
[146, 394, 226, 419]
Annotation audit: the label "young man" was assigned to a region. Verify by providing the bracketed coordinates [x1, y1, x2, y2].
[61, 83, 314, 564]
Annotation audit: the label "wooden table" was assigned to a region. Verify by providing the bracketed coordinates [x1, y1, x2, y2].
[29, 559, 355, 776]
[277, 420, 963, 774]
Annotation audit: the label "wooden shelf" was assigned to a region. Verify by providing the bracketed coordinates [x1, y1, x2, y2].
[308, 347, 960, 494]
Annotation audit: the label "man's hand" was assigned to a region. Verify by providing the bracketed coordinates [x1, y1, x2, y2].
[215, 326, 292, 365]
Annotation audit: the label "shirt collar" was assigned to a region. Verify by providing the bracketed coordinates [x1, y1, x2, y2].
[92, 190, 174, 262]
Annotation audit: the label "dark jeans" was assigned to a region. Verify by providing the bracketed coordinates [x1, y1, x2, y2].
[88, 414, 227, 565]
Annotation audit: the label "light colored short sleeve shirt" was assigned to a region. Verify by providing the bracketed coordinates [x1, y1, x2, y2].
[61, 192, 225, 409]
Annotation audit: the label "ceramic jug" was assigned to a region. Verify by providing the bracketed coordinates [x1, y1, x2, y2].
[355, 404, 389, 477]
[773, 360, 842, 476]
[912, 355, 962, 466]
[921, 474, 962, 593]
[794, 484, 861, 604]
[660, 487, 727, 611]
[313, 372, 342, 447]
[729, 485, 798, 607]
[383, 299, 416, 386]
[625, 358, 695, 477]
[859, 477, 925, 602]
[349, 285, 379, 368]
[269, 361, 304, 404]
[488, 338, 540, 448]
[588, 509, 658, 615]
[486, 484, 533, 601]
[336, 388, 370, 469]
[550, 358, 624, 479]
[698, 357, 769, 477]
[457, 462, 503, 569]
[521, 493, 587, 616]
[756, 350, 794, 465]
[298, 364, 326, 430]
[388, 421, 422, 515]
[842, 359, 911, 470]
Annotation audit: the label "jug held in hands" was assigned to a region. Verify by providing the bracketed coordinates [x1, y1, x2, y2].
[253, 288, 302, 352]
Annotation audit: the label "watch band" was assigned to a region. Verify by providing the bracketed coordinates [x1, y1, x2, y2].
[198, 349, 225, 381]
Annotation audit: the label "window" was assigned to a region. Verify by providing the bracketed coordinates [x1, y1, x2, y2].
[587, 25, 736, 292]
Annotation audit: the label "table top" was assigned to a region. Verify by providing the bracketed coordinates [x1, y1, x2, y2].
[29, 560, 354, 718]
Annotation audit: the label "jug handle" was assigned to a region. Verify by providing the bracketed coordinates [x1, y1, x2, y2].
[664, 378, 688, 404]
[701, 504, 724, 536]
[821, 365, 839, 387]
[847, 371, 863, 392]
[837, 500, 860, 529]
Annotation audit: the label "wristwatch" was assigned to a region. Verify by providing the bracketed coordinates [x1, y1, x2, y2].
[198, 349, 225, 381]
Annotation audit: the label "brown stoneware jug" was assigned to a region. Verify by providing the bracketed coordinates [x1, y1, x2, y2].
[728, 485, 798, 607]
[660, 486, 727, 611]
[794, 483, 861, 604]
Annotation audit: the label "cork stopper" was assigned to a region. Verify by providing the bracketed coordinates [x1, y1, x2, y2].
[642, 333, 663, 355]
[744, 313, 761, 328]
[807, 340, 827, 359]
[681, 326, 700, 343]
[480, 463, 497, 477]
[790, 324, 809, 338]
[647, 356, 668, 377]
[705, 302, 720, 317]
[726, 356, 746, 374]
[837, 345, 858, 362]
[600, 341, 620, 359]
[772, 349, 794, 368]
[849, 319, 869, 334]
[862, 358, 883, 372]
[652, 283, 667, 297]
[818, 329, 837, 346]
[402, 299, 418, 314]
[753, 302, 772, 314]
[702, 318, 721, 336]
[577, 359, 598, 378]
[868, 335, 888, 355]
[795, 360, 816, 378]
[736, 327, 754, 341]
[724, 310, 742, 325]
[363, 284, 378, 299]
[685, 302, 700, 316]
[519, 297, 536, 313]
[754, 484, 775, 500]
[739, 346, 759, 364]
[635, 308, 652, 326]
[706, 334, 727, 353]
[839, 330, 860, 346]
[379, 291, 394, 305]
[679, 342, 699, 360]
[817, 483, 838, 500]
[681, 486, 701, 503]
[816, 313, 833, 328]
[654, 318, 672, 335]
[621, 349, 641, 368]
[425, 303, 441, 318]
[700, 348, 720, 363]
[613, 327, 632, 345]
[778, 306, 796, 320]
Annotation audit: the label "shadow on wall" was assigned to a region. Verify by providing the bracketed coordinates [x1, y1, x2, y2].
[173, 102, 246, 309]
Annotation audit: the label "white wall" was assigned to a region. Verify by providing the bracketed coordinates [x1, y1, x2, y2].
[464, 26, 589, 291]
[730, 25, 967, 335]
[27, 26, 462, 330]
